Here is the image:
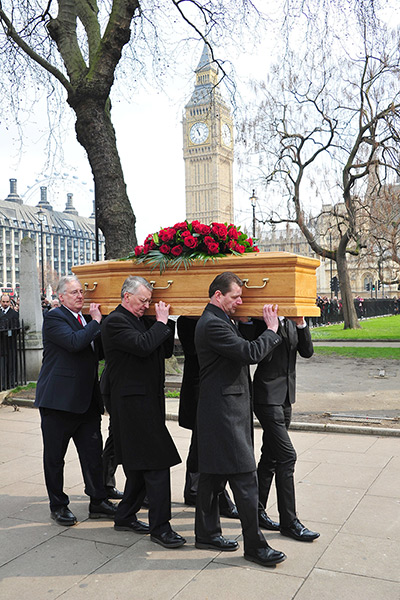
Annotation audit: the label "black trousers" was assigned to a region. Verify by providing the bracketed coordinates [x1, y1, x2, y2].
[195, 471, 266, 552]
[39, 406, 106, 512]
[102, 419, 119, 488]
[254, 402, 297, 527]
[185, 429, 236, 512]
[115, 467, 172, 535]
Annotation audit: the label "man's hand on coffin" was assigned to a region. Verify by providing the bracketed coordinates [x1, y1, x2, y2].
[155, 300, 170, 324]
[262, 304, 279, 333]
[287, 316, 306, 327]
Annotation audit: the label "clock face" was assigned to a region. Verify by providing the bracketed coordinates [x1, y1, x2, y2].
[222, 123, 232, 145]
[190, 122, 209, 144]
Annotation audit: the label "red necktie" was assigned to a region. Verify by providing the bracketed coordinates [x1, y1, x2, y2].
[77, 314, 83, 326]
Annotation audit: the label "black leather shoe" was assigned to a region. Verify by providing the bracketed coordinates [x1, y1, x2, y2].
[114, 519, 150, 533]
[220, 506, 240, 519]
[259, 510, 280, 531]
[105, 486, 124, 500]
[280, 518, 320, 542]
[244, 545, 286, 567]
[195, 535, 239, 551]
[89, 499, 117, 519]
[50, 506, 77, 526]
[150, 530, 186, 548]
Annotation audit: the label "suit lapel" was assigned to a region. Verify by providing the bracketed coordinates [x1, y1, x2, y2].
[59, 305, 80, 330]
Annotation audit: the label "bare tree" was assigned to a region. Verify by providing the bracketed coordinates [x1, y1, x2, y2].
[367, 181, 400, 285]
[0, 0, 263, 259]
[239, 23, 400, 328]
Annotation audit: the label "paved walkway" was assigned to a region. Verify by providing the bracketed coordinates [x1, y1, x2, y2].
[0, 404, 399, 599]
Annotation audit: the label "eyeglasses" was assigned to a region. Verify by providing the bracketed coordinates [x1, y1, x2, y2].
[137, 296, 152, 305]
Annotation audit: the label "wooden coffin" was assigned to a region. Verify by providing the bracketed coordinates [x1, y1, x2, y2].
[72, 252, 320, 317]
[73, 252, 320, 317]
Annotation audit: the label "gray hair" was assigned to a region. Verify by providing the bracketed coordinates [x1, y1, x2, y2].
[56, 275, 81, 296]
[121, 276, 153, 299]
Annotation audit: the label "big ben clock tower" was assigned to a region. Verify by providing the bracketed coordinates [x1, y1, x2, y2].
[183, 44, 234, 224]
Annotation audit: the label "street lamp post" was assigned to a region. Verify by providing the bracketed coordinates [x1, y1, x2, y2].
[37, 210, 45, 295]
[329, 232, 333, 299]
[250, 189, 257, 239]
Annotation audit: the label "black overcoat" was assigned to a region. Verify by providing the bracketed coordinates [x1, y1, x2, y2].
[194, 304, 281, 475]
[101, 304, 181, 471]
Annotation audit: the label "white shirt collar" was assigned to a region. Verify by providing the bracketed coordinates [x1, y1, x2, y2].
[63, 305, 85, 322]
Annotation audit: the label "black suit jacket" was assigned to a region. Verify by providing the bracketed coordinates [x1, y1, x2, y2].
[242, 319, 313, 406]
[34, 305, 103, 414]
[0, 307, 19, 328]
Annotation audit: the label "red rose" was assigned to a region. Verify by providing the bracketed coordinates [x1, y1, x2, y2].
[227, 239, 236, 250]
[144, 233, 155, 245]
[227, 227, 239, 240]
[204, 236, 215, 247]
[207, 242, 220, 254]
[134, 245, 143, 256]
[171, 244, 183, 256]
[181, 230, 192, 238]
[246, 237, 253, 246]
[235, 243, 245, 254]
[159, 227, 176, 242]
[199, 224, 211, 235]
[191, 220, 202, 232]
[144, 239, 155, 250]
[253, 246, 260, 252]
[173, 222, 188, 231]
[183, 235, 198, 248]
[159, 244, 170, 254]
[211, 223, 228, 239]
[143, 244, 152, 254]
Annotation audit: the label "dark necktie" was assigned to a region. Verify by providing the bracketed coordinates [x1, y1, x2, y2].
[77, 314, 83, 326]
[279, 318, 288, 338]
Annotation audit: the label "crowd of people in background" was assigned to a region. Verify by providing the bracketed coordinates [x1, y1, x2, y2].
[0, 293, 57, 316]
[313, 294, 400, 325]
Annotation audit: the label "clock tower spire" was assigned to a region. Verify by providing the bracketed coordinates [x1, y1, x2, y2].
[183, 44, 234, 224]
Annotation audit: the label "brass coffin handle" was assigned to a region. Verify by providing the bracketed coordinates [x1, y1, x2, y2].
[84, 281, 98, 292]
[242, 278, 269, 289]
[149, 280, 173, 290]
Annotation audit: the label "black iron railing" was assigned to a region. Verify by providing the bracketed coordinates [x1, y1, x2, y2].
[0, 319, 26, 391]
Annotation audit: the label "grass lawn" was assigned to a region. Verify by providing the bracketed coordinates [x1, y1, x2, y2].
[314, 346, 400, 360]
[311, 315, 400, 340]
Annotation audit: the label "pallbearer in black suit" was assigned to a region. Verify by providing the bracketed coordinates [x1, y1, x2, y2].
[243, 315, 320, 542]
[101, 276, 186, 549]
[194, 271, 286, 567]
[177, 315, 238, 519]
[35, 276, 117, 526]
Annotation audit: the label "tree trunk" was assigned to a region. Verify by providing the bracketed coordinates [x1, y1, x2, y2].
[336, 243, 361, 329]
[71, 97, 137, 260]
